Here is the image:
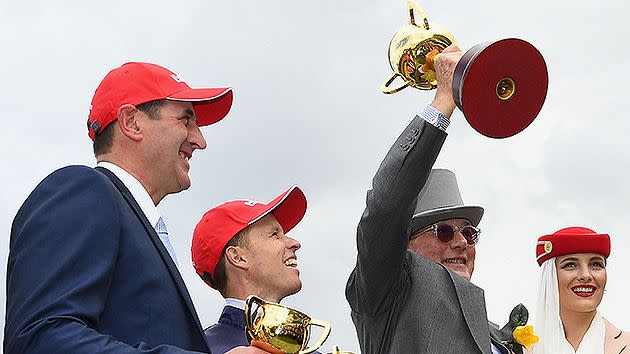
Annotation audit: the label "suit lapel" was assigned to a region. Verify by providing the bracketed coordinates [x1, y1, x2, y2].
[446, 268, 492, 354]
[96, 167, 206, 338]
[604, 318, 627, 354]
[488, 326, 511, 354]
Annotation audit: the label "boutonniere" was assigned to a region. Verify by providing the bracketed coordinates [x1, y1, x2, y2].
[499, 304, 539, 354]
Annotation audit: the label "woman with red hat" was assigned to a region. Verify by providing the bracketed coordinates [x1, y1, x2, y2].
[530, 227, 628, 353]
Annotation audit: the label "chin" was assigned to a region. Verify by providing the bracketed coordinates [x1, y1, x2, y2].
[459, 272, 471, 281]
[286, 281, 302, 297]
[453, 269, 471, 280]
[575, 298, 603, 312]
[177, 177, 192, 191]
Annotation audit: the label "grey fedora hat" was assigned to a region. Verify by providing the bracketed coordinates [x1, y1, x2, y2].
[410, 169, 484, 236]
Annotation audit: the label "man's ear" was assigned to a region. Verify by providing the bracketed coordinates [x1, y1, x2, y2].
[225, 246, 249, 271]
[116, 104, 143, 142]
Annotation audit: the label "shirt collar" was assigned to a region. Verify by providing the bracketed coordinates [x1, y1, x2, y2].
[97, 161, 162, 228]
[225, 298, 246, 311]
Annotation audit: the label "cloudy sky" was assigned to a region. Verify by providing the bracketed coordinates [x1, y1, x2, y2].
[1, 0, 629, 352]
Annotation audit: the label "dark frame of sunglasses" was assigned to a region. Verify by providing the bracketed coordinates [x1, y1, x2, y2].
[413, 223, 481, 245]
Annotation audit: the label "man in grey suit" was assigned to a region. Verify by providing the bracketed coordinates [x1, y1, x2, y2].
[345, 44, 512, 354]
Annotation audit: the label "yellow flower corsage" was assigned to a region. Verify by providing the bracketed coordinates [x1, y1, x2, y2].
[512, 325, 539, 349]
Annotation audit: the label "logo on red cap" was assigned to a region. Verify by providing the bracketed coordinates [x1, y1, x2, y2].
[170, 74, 185, 83]
[244, 200, 259, 207]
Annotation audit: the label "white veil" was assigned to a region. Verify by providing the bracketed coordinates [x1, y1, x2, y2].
[532, 258, 565, 354]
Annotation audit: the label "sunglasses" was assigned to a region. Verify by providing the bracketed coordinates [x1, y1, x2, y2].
[418, 223, 481, 245]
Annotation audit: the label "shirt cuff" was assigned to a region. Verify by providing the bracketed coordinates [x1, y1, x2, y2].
[419, 105, 450, 131]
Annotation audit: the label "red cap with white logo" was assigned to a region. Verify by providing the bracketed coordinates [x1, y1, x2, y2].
[191, 186, 307, 288]
[87, 62, 233, 140]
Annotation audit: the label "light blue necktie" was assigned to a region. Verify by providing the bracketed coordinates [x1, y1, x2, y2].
[155, 217, 179, 267]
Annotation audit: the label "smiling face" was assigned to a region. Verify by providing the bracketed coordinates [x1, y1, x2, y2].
[240, 214, 302, 302]
[140, 100, 207, 201]
[408, 218, 476, 280]
[555, 253, 607, 317]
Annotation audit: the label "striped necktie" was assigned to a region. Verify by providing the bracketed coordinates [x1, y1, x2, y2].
[155, 217, 179, 267]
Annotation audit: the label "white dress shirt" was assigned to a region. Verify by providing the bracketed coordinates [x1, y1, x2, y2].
[225, 298, 246, 311]
[96, 161, 179, 266]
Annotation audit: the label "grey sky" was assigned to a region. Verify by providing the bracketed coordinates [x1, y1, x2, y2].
[1, 0, 629, 352]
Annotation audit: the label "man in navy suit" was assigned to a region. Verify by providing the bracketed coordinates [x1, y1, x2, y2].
[5, 62, 267, 353]
[191, 186, 322, 354]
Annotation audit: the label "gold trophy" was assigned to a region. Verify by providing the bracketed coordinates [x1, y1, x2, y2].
[245, 295, 331, 354]
[381, 1, 455, 93]
[381, 1, 548, 138]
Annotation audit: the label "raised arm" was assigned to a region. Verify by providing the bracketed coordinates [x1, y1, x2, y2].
[346, 45, 462, 316]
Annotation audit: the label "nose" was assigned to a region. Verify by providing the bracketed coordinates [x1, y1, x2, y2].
[450, 230, 468, 249]
[188, 122, 207, 150]
[285, 235, 301, 252]
[577, 267, 593, 282]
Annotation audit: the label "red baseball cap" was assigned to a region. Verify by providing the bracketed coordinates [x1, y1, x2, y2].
[536, 226, 611, 266]
[192, 186, 307, 288]
[87, 62, 233, 140]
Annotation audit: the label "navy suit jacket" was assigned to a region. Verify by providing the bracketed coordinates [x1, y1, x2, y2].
[5, 165, 210, 353]
[205, 306, 322, 354]
[205, 306, 248, 354]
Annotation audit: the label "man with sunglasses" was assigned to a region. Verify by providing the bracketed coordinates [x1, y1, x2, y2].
[406, 169, 483, 283]
[346, 44, 511, 354]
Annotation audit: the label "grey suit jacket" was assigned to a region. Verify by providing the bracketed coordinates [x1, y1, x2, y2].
[346, 116, 505, 354]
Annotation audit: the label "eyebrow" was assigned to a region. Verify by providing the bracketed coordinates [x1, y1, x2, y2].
[559, 256, 605, 264]
[266, 225, 282, 234]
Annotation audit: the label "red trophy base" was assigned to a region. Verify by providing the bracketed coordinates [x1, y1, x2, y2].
[453, 38, 548, 138]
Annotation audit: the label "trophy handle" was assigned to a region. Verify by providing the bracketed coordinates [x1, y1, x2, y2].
[299, 319, 331, 354]
[380, 73, 409, 94]
[244, 295, 265, 342]
[407, 1, 430, 30]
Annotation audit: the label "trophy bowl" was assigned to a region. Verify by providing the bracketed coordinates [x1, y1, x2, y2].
[245, 295, 331, 354]
[381, 1, 548, 138]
